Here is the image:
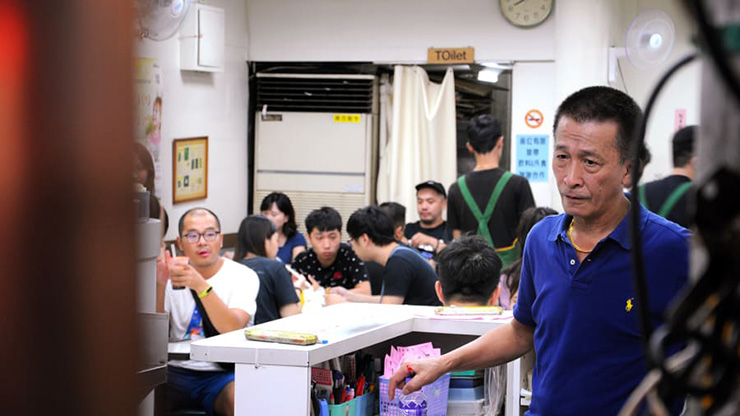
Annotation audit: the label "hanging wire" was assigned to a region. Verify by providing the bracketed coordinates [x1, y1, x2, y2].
[617, 58, 630, 96]
[628, 53, 698, 351]
[625, 1, 740, 413]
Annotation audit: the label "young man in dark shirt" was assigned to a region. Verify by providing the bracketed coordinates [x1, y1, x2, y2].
[447, 115, 535, 268]
[330, 205, 441, 306]
[639, 125, 696, 228]
[404, 180, 453, 259]
[291, 206, 370, 293]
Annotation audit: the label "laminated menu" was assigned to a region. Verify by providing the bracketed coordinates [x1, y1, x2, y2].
[433, 305, 503, 316]
[244, 328, 318, 346]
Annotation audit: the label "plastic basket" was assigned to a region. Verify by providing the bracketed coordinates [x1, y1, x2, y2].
[328, 392, 375, 416]
[379, 373, 450, 416]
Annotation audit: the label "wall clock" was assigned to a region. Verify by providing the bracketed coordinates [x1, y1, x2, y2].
[499, 0, 554, 28]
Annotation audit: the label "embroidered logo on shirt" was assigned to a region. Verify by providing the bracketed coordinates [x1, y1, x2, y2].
[332, 271, 343, 280]
[625, 298, 635, 312]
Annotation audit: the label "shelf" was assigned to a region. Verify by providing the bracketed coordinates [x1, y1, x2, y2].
[135, 364, 167, 402]
[190, 303, 523, 416]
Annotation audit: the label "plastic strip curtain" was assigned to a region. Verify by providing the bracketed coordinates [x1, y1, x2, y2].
[376, 66, 457, 221]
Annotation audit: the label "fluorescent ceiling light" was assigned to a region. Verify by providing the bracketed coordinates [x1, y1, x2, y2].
[481, 62, 513, 70]
[477, 68, 501, 83]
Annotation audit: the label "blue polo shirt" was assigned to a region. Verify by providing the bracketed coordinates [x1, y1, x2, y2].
[514, 203, 689, 415]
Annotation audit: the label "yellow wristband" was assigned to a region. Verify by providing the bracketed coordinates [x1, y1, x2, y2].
[197, 286, 213, 299]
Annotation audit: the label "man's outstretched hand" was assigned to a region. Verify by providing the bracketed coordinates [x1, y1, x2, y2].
[387, 357, 447, 401]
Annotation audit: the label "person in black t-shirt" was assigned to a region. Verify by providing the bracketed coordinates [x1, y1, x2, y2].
[291, 207, 370, 293]
[447, 115, 535, 268]
[404, 180, 453, 260]
[639, 125, 696, 228]
[234, 215, 300, 325]
[329, 206, 441, 306]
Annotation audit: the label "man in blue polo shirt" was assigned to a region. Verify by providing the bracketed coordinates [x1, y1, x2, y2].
[388, 86, 689, 415]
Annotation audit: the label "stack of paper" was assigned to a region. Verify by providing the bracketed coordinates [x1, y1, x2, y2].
[383, 342, 441, 378]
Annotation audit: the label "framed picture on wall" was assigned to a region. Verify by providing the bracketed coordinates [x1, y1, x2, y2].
[173, 136, 208, 204]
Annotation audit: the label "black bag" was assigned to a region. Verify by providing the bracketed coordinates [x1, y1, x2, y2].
[190, 290, 235, 372]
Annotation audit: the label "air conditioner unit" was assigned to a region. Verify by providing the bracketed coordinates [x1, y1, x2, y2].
[254, 73, 378, 233]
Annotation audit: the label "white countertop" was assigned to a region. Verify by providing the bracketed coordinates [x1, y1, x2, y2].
[191, 303, 512, 367]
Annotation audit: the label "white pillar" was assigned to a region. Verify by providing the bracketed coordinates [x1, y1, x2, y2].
[548, 0, 619, 210]
[553, 0, 617, 103]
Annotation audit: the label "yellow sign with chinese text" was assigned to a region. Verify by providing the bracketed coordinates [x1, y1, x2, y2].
[333, 114, 362, 123]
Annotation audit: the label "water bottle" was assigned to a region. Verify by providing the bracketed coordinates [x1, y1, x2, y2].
[398, 377, 428, 416]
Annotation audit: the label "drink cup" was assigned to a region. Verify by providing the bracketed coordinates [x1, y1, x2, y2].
[168, 256, 189, 290]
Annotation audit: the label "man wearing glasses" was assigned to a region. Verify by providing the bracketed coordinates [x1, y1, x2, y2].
[157, 207, 259, 416]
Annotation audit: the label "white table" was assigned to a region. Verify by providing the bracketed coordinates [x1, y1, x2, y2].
[168, 340, 191, 360]
[191, 303, 525, 416]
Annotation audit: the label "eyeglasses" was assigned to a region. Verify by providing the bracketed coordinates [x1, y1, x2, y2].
[182, 229, 220, 244]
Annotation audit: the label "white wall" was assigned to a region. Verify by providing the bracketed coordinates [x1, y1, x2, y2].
[554, 0, 617, 103]
[244, 0, 701, 212]
[245, 0, 556, 62]
[135, 0, 250, 241]
[511, 62, 557, 210]
[132, 0, 702, 237]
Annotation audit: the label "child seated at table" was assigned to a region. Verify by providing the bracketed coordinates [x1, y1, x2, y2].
[435, 235, 505, 415]
[234, 215, 301, 325]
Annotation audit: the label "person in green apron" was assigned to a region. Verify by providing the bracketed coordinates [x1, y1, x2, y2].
[447, 115, 535, 269]
[638, 125, 696, 228]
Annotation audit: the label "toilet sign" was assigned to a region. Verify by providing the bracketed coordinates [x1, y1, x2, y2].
[427, 47, 474, 64]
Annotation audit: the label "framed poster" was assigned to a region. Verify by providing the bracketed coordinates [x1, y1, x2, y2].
[173, 137, 208, 204]
[134, 58, 164, 195]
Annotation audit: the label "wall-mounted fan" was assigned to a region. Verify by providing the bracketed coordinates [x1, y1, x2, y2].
[137, 0, 193, 41]
[608, 10, 676, 84]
